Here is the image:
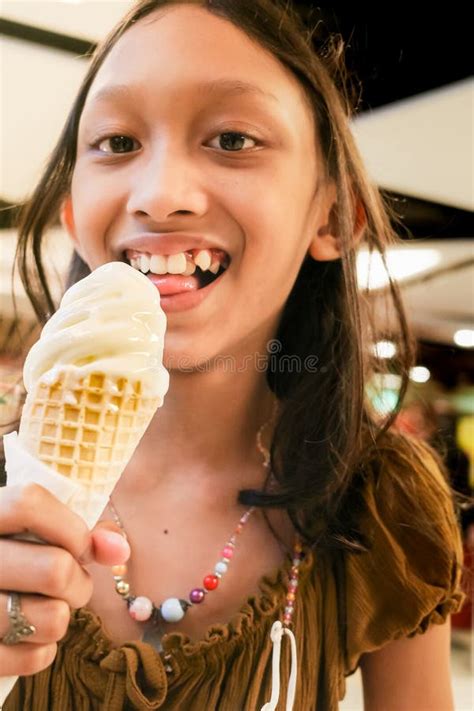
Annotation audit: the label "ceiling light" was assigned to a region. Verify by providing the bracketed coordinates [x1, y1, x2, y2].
[369, 373, 402, 390]
[409, 366, 431, 383]
[372, 340, 397, 359]
[357, 248, 441, 290]
[453, 329, 474, 348]
[366, 374, 402, 415]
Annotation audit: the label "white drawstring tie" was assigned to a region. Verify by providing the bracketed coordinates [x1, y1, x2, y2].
[260, 621, 298, 711]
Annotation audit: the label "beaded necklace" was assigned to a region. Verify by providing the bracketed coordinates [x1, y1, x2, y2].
[107, 402, 304, 710]
[108, 501, 257, 626]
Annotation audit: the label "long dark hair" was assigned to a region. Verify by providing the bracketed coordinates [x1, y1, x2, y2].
[12, 0, 465, 555]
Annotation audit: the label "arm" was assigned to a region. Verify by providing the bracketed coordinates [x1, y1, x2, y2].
[359, 618, 455, 711]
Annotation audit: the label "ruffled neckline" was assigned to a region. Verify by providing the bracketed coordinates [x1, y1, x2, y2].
[68, 546, 315, 660]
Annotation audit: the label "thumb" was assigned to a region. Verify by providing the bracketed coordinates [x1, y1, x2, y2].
[80, 520, 131, 566]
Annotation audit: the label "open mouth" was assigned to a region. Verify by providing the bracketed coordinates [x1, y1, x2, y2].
[124, 248, 231, 294]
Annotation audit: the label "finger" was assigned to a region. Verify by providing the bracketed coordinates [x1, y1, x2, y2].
[0, 540, 93, 609]
[0, 484, 91, 561]
[0, 641, 57, 677]
[0, 593, 70, 645]
[86, 521, 130, 566]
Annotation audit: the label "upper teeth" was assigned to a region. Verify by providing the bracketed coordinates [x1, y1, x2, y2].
[130, 249, 223, 276]
[149, 254, 167, 274]
[194, 250, 212, 271]
[167, 253, 188, 274]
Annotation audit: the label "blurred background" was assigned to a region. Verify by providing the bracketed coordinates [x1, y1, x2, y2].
[0, 2, 472, 708]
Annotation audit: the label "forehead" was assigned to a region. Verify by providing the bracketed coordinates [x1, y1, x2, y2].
[85, 4, 314, 126]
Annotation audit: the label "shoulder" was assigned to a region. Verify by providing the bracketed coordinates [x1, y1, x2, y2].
[355, 429, 463, 553]
[342, 431, 466, 677]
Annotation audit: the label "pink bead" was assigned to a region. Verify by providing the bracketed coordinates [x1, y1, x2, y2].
[129, 596, 153, 622]
[222, 545, 234, 559]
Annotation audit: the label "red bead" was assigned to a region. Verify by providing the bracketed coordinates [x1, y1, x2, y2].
[203, 574, 219, 591]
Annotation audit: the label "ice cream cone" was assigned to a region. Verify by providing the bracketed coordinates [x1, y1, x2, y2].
[18, 369, 161, 522]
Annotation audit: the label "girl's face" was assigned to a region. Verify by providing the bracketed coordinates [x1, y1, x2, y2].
[68, 3, 335, 368]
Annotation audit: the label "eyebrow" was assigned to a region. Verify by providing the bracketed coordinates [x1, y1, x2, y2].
[88, 79, 279, 106]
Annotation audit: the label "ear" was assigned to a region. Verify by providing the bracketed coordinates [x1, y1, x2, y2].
[60, 196, 81, 250]
[60, 196, 74, 237]
[308, 186, 367, 262]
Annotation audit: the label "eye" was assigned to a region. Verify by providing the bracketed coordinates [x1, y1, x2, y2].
[207, 131, 259, 152]
[94, 135, 140, 154]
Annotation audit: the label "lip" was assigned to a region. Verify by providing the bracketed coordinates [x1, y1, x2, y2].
[117, 233, 229, 257]
[148, 267, 227, 313]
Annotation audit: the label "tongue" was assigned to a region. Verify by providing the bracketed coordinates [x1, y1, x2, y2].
[147, 273, 201, 295]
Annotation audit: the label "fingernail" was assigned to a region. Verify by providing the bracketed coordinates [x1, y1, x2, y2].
[101, 530, 131, 555]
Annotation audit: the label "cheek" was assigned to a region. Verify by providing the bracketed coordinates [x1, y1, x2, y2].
[229, 194, 308, 306]
[70, 165, 123, 264]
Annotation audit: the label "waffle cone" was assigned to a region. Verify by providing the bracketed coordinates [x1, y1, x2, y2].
[18, 370, 160, 520]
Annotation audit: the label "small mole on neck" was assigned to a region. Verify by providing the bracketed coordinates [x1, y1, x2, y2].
[163, 529, 169, 534]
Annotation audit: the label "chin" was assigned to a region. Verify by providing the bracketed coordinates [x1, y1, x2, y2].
[162, 342, 222, 375]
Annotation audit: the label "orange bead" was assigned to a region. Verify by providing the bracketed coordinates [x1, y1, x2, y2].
[286, 592, 296, 602]
[112, 564, 127, 577]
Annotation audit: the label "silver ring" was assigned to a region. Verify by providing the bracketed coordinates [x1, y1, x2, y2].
[1, 592, 36, 645]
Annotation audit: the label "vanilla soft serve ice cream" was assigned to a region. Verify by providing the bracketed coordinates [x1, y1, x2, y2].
[22, 261, 169, 400]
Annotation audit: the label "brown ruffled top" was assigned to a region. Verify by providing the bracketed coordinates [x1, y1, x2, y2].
[5, 448, 466, 710]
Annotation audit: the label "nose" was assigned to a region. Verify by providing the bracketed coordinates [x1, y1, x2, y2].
[126, 140, 209, 220]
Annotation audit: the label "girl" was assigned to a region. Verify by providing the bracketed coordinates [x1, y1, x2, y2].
[0, 1, 467, 709]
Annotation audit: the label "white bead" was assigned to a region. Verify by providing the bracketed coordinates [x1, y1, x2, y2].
[129, 596, 153, 622]
[160, 597, 185, 622]
[215, 561, 228, 575]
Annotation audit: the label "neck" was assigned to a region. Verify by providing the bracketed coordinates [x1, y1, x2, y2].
[118, 357, 278, 500]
